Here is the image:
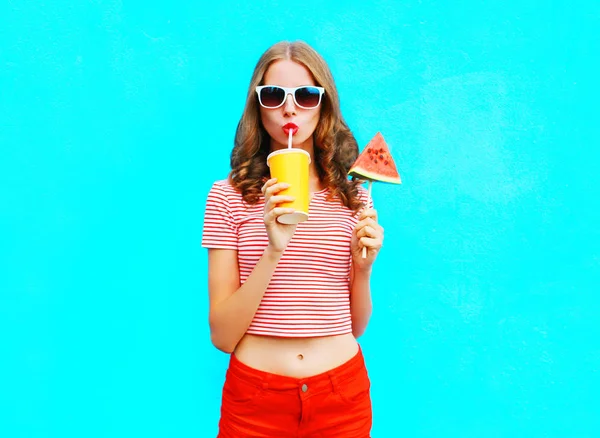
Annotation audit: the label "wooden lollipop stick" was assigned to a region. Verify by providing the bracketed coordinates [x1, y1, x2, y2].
[362, 180, 373, 259]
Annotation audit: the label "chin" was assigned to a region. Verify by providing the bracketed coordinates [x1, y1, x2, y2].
[271, 134, 302, 149]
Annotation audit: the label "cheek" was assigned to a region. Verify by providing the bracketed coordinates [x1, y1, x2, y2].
[307, 110, 321, 131]
[259, 109, 277, 131]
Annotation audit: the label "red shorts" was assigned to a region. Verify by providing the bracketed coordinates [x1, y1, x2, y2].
[217, 346, 372, 438]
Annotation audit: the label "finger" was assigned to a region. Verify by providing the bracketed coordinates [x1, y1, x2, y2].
[264, 182, 290, 198]
[359, 236, 382, 251]
[357, 225, 380, 239]
[359, 225, 384, 240]
[266, 195, 295, 209]
[356, 217, 377, 228]
[359, 208, 378, 221]
[265, 207, 296, 223]
[261, 178, 278, 194]
[355, 217, 379, 232]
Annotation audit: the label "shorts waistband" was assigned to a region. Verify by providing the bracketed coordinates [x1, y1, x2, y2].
[227, 345, 366, 393]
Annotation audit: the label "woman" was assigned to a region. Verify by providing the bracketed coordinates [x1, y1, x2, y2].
[202, 40, 384, 438]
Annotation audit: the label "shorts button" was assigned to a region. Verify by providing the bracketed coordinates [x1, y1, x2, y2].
[301, 384, 308, 392]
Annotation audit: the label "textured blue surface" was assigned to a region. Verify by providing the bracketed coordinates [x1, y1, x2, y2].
[1, 1, 599, 437]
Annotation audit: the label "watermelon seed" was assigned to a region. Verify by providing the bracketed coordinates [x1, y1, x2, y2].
[385, 160, 389, 165]
[374, 159, 378, 163]
[379, 154, 384, 159]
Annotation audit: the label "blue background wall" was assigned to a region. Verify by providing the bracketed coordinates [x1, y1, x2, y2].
[1, 1, 598, 437]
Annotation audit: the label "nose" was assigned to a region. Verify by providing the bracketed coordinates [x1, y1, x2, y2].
[283, 93, 297, 115]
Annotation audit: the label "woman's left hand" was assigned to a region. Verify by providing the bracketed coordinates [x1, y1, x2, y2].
[351, 208, 384, 270]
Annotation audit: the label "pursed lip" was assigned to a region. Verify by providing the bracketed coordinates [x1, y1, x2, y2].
[282, 123, 299, 135]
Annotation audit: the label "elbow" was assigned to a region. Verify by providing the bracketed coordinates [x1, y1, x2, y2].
[351, 313, 372, 339]
[209, 316, 237, 353]
[210, 331, 236, 354]
[208, 309, 244, 354]
[209, 312, 235, 353]
[352, 325, 367, 339]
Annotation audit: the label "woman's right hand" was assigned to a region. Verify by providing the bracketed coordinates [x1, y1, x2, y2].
[261, 178, 298, 254]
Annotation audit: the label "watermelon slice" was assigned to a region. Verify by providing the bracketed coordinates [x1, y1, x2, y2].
[348, 132, 401, 184]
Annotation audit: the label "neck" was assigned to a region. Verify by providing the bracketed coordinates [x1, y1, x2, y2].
[309, 164, 323, 193]
[303, 143, 324, 193]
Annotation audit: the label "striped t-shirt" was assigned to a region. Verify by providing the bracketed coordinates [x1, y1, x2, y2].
[201, 179, 371, 338]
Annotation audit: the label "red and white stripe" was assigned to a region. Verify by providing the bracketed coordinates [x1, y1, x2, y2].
[202, 180, 371, 338]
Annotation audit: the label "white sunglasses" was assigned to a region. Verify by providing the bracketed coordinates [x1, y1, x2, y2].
[255, 85, 325, 109]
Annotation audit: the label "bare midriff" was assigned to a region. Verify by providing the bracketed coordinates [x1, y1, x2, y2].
[233, 333, 359, 378]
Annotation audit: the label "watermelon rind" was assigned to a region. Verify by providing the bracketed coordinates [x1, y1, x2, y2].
[348, 168, 402, 184]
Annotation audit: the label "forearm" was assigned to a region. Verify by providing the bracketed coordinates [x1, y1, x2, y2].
[210, 246, 282, 353]
[350, 264, 373, 338]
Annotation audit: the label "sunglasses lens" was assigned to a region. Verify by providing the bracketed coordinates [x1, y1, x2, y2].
[295, 87, 321, 108]
[259, 86, 285, 107]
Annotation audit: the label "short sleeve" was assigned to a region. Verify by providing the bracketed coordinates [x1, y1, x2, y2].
[201, 182, 238, 250]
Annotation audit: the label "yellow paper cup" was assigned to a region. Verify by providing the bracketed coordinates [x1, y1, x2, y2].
[266, 148, 311, 224]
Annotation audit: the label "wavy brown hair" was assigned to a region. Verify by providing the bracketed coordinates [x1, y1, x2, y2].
[229, 40, 364, 212]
